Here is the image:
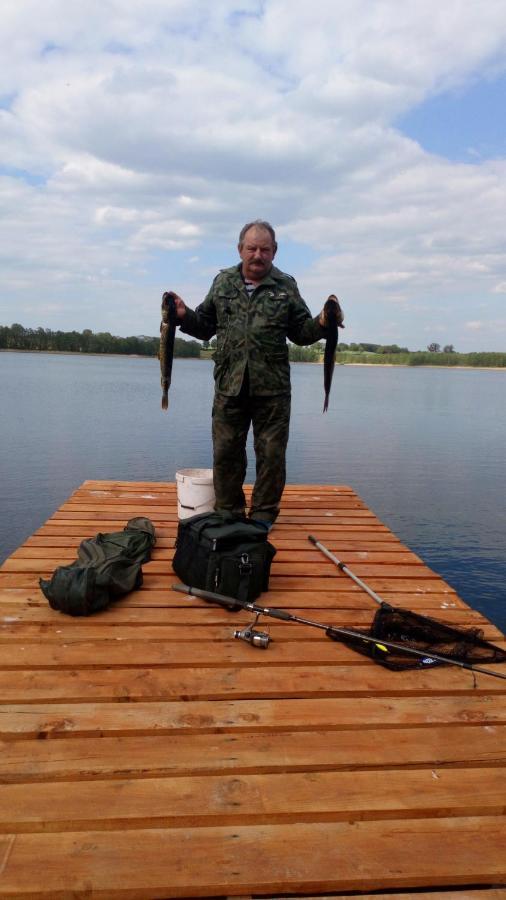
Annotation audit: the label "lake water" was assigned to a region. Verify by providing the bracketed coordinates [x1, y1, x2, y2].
[1, 351, 505, 632]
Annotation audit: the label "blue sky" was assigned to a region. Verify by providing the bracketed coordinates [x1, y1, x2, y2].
[1, 1, 506, 351]
[398, 72, 506, 162]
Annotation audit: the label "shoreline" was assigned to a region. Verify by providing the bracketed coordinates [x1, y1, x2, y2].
[336, 361, 506, 371]
[1, 348, 504, 370]
[0, 348, 165, 361]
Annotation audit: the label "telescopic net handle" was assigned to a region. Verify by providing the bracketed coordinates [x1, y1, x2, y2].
[308, 534, 384, 606]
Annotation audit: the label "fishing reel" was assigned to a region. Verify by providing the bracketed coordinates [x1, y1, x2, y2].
[234, 612, 271, 649]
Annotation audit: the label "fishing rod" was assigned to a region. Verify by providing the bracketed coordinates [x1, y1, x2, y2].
[172, 582, 506, 680]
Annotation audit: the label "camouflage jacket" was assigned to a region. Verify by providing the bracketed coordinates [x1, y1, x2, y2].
[179, 264, 327, 396]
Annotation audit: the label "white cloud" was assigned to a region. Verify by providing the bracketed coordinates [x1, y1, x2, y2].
[95, 206, 145, 225]
[1, 1, 506, 349]
[131, 220, 201, 250]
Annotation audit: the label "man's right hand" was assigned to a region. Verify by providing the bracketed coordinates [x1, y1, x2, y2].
[166, 293, 186, 319]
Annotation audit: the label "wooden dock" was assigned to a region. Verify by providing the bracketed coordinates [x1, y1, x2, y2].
[0, 480, 505, 899]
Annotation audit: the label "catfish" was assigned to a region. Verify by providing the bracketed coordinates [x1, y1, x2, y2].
[160, 291, 177, 410]
[322, 294, 343, 413]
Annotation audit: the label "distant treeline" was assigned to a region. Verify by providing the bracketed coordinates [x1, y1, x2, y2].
[287, 343, 408, 363]
[336, 350, 506, 367]
[1, 325, 504, 367]
[289, 342, 506, 367]
[289, 341, 506, 368]
[0, 324, 201, 358]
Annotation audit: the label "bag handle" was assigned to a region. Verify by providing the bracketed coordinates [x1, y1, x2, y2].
[237, 552, 252, 603]
[191, 511, 240, 539]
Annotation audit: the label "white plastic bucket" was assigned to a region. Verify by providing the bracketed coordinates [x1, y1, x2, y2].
[175, 468, 215, 520]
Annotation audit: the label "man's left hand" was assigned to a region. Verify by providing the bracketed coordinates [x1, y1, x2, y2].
[319, 294, 344, 328]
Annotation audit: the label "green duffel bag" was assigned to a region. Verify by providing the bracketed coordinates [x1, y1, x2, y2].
[40, 517, 156, 616]
[172, 511, 276, 602]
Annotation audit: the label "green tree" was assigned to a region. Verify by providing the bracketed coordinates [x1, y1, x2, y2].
[289, 343, 321, 362]
[360, 343, 380, 352]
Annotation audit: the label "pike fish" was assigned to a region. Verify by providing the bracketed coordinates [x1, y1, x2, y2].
[160, 291, 177, 410]
[322, 294, 343, 413]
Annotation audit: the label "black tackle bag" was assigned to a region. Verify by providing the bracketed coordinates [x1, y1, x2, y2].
[172, 511, 276, 601]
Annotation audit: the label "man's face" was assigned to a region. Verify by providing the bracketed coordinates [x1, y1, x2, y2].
[238, 227, 276, 282]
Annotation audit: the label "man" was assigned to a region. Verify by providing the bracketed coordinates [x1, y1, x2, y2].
[171, 220, 343, 528]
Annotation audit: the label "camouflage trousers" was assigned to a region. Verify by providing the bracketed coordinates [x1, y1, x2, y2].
[212, 384, 291, 524]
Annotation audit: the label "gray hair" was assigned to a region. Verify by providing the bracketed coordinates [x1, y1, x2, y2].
[238, 220, 277, 251]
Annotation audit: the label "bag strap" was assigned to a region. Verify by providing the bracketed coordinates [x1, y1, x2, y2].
[237, 552, 253, 602]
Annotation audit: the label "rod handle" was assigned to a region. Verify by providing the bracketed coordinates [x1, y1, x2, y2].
[264, 607, 292, 621]
[172, 582, 240, 610]
[308, 534, 318, 545]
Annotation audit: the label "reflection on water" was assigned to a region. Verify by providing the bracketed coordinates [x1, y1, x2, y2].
[1, 352, 505, 631]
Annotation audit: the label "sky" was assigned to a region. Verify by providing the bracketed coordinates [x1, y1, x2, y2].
[1, 0, 506, 352]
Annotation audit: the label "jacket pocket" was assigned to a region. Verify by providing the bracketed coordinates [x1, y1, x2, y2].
[212, 349, 230, 388]
[265, 349, 290, 392]
[215, 290, 239, 321]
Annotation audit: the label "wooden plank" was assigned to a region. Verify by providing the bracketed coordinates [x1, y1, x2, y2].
[2, 726, 505, 784]
[0, 601, 487, 627]
[0, 818, 504, 897]
[0, 640, 359, 668]
[64, 496, 368, 510]
[2, 695, 506, 740]
[78, 480, 352, 489]
[278, 893, 506, 900]
[3, 634, 504, 668]
[3, 767, 506, 833]
[19, 536, 412, 552]
[0, 588, 472, 610]
[31, 524, 394, 538]
[3, 552, 432, 572]
[48, 500, 376, 514]
[0, 557, 440, 579]
[3, 571, 451, 589]
[1, 663, 504, 705]
[0, 573, 472, 602]
[10, 547, 424, 566]
[5, 618, 497, 646]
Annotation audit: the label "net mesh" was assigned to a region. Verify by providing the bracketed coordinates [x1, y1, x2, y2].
[327, 603, 506, 671]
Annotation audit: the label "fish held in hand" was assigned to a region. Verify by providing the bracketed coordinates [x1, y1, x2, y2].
[322, 294, 343, 413]
[160, 291, 177, 411]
